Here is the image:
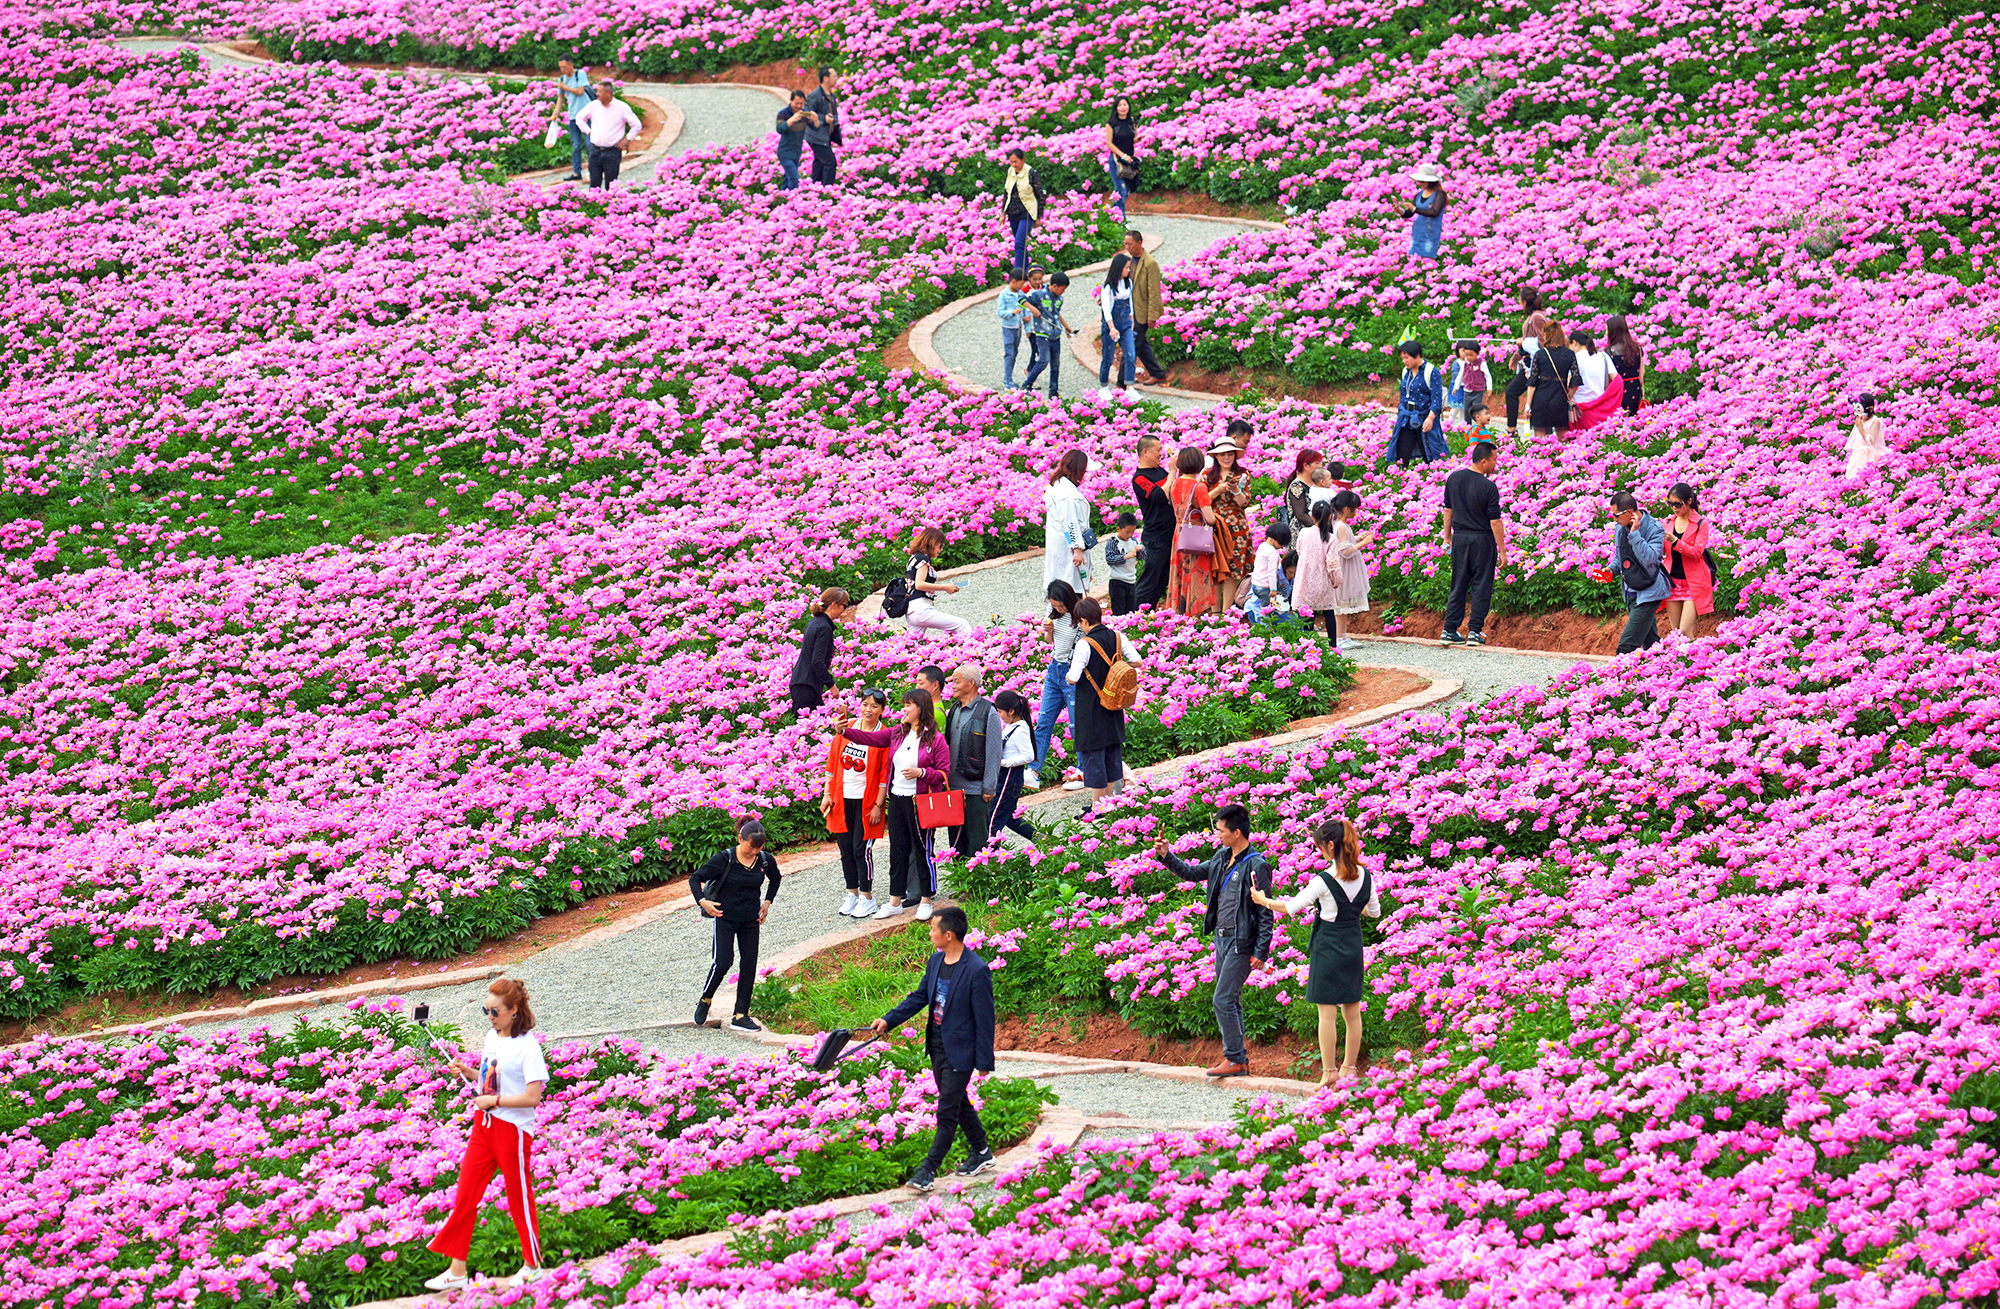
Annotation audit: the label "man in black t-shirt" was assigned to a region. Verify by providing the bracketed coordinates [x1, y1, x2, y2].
[1131, 436, 1175, 610]
[1439, 441, 1507, 646]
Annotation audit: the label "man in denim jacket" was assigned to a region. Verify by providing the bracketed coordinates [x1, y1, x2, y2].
[1608, 491, 1670, 653]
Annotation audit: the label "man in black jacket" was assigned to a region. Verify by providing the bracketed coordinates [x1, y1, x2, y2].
[1131, 436, 1174, 610]
[872, 905, 998, 1191]
[804, 67, 841, 185]
[1152, 803, 1272, 1078]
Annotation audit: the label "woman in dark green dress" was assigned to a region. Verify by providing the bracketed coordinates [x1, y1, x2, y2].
[1255, 818, 1377, 1086]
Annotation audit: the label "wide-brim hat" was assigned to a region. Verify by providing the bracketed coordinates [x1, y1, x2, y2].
[1412, 162, 1442, 183]
[1207, 435, 1243, 455]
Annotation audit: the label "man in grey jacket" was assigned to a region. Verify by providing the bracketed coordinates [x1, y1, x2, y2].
[804, 67, 841, 185]
[1608, 491, 1670, 653]
[945, 664, 1003, 860]
[1152, 804, 1273, 1079]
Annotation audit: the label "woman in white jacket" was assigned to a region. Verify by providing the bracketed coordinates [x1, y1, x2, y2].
[1043, 449, 1093, 594]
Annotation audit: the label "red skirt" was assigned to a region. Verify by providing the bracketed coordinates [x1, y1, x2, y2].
[1572, 374, 1625, 431]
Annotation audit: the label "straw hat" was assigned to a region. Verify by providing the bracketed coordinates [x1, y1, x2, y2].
[1412, 162, 1442, 184]
[1207, 434, 1243, 456]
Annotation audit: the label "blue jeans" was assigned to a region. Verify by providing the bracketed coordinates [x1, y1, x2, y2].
[1099, 301, 1136, 387]
[1245, 583, 1274, 621]
[1108, 154, 1129, 207]
[1033, 658, 1076, 772]
[778, 154, 800, 189]
[567, 120, 587, 177]
[1022, 334, 1060, 396]
[1001, 325, 1022, 389]
[1010, 215, 1033, 271]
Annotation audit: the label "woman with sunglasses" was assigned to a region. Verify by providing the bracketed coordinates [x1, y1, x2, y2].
[824, 687, 890, 917]
[1662, 482, 1714, 639]
[424, 979, 548, 1291]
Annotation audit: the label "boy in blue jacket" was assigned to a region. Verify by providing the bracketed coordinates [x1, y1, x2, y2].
[871, 905, 997, 1190]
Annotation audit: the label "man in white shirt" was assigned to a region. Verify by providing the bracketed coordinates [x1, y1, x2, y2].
[576, 82, 642, 191]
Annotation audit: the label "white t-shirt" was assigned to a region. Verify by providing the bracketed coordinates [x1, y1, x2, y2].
[1574, 350, 1614, 405]
[891, 733, 920, 796]
[1282, 869, 1382, 923]
[1067, 629, 1142, 684]
[477, 1031, 550, 1134]
[999, 718, 1035, 769]
[839, 737, 872, 800]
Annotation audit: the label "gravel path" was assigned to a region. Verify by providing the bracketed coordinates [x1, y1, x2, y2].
[929, 215, 1265, 413]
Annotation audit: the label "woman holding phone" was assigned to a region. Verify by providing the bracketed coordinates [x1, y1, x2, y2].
[835, 689, 950, 920]
[692, 818, 784, 1032]
[1251, 818, 1377, 1087]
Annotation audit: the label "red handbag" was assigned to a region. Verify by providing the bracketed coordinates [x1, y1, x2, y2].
[915, 789, 964, 830]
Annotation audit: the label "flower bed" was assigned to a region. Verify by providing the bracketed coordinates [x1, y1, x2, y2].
[0, 1001, 1053, 1306]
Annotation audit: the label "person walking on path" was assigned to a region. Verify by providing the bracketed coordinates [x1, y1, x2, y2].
[577, 82, 642, 191]
[1399, 163, 1447, 259]
[869, 905, 997, 1191]
[1106, 96, 1139, 212]
[1124, 231, 1168, 385]
[1388, 340, 1446, 465]
[423, 979, 549, 1292]
[552, 57, 592, 182]
[1096, 254, 1138, 399]
[1165, 446, 1220, 616]
[1132, 436, 1175, 610]
[1844, 394, 1887, 478]
[836, 691, 949, 920]
[1066, 597, 1140, 811]
[1328, 491, 1374, 650]
[1439, 441, 1506, 646]
[1021, 269, 1074, 397]
[692, 818, 782, 1032]
[1606, 315, 1645, 416]
[825, 687, 890, 919]
[1294, 500, 1342, 643]
[1661, 482, 1714, 639]
[997, 268, 1031, 391]
[775, 88, 813, 190]
[1251, 818, 1376, 1087]
[1032, 580, 1081, 789]
[804, 67, 841, 185]
[1525, 321, 1583, 437]
[1000, 149, 1045, 273]
[1042, 448, 1093, 594]
[1504, 290, 1551, 438]
[788, 586, 850, 712]
[944, 664, 1003, 860]
[1606, 490, 1670, 654]
[1204, 424, 1255, 607]
[1152, 803, 1274, 1079]
[901, 527, 973, 638]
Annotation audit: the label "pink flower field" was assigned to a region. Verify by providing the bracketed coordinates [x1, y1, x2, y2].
[4, 0, 2000, 1302]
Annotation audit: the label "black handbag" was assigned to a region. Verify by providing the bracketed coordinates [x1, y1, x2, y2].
[1116, 155, 1140, 182]
[1617, 526, 1658, 592]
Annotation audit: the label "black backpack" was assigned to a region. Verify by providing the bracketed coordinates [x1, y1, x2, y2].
[1617, 525, 1658, 593]
[883, 556, 923, 620]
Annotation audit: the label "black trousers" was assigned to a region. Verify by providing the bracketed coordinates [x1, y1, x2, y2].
[1108, 578, 1136, 615]
[789, 685, 823, 712]
[1135, 529, 1173, 609]
[952, 791, 993, 860]
[1504, 370, 1530, 426]
[1619, 600, 1662, 654]
[885, 794, 935, 903]
[1132, 323, 1165, 379]
[809, 142, 837, 184]
[1390, 423, 1426, 466]
[699, 917, 760, 1017]
[1444, 532, 1497, 637]
[587, 144, 622, 190]
[923, 1060, 990, 1169]
[835, 798, 875, 893]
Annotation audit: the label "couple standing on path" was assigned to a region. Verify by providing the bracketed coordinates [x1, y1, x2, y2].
[775, 68, 843, 189]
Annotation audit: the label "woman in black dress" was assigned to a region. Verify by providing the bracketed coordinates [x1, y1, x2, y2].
[1524, 321, 1582, 437]
[1254, 817, 1376, 1086]
[1606, 314, 1645, 415]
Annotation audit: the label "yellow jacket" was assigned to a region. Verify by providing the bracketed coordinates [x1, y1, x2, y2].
[1130, 250, 1162, 325]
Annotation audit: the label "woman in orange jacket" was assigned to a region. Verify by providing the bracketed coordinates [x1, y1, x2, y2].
[825, 687, 891, 917]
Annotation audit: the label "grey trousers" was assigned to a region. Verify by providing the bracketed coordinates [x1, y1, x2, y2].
[1618, 599, 1662, 654]
[1211, 934, 1255, 1065]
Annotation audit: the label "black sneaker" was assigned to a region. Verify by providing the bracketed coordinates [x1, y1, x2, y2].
[1467, 632, 1487, 646]
[1440, 630, 1466, 646]
[954, 1148, 997, 1177]
[907, 1166, 937, 1192]
[729, 1015, 763, 1033]
[693, 1000, 711, 1027]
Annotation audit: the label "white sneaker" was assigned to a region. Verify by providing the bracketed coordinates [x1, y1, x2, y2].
[839, 892, 858, 916]
[872, 901, 906, 920]
[509, 1267, 547, 1288]
[1096, 387, 1114, 400]
[1061, 779, 1087, 791]
[423, 1271, 470, 1292]
[853, 896, 879, 918]
[914, 902, 935, 922]
[1020, 776, 1043, 792]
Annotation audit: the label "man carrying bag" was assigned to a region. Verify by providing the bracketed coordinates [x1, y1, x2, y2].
[1606, 490, 1670, 654]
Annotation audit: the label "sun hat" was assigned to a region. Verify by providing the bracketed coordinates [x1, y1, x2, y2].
[1412, 162, 1442, 183]
[1207, 434, 1243, 455]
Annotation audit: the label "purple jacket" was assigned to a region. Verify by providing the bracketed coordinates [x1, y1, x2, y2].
[840, 725, 950, 793]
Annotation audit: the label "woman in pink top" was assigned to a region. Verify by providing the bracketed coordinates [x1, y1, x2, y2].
[1662, 482, 1714, 638]
[1293, 499, 1344, 643]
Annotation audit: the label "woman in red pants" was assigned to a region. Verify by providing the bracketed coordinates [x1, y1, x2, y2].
[424, 978, 548, 1291]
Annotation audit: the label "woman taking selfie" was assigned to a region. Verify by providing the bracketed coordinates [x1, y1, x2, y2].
[1252, 818, 1378, 1087]
[836, 688, 951, 920]
[824, 687, 891, 917]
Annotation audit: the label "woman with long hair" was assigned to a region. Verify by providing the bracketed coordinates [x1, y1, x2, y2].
[1105, 95, 1138, 212]
[424, 978, 548, 1291]
[1252, 818, 1377, 1086]
[902, 526, 971, 638]
[825, 686, 890, 918]
[1203, 423, 1255, 606]
[1662, 482, 1715, 639]
[836, 689, 950, 919]
[1164, 445, 1219, 615]
[1524, 320, 1581, 437]
[1096, 253, 1138, 399]
[1844, 393, 1887, 477]
[1568, 329, 1625, 431]
[1605, 315, 1645, 415]
[1505, 289, 1550, 436]
[1033, 579, 1082, 787]
[692, 817, 784, 1032]
[1042, 448, 1093, 594]
[788, 586, 850, 711]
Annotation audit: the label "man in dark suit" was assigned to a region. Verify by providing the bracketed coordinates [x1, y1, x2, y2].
[871, 905, 997, 1190]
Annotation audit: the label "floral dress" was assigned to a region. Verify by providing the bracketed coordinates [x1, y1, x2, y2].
[1206, 469, 1254, 583]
